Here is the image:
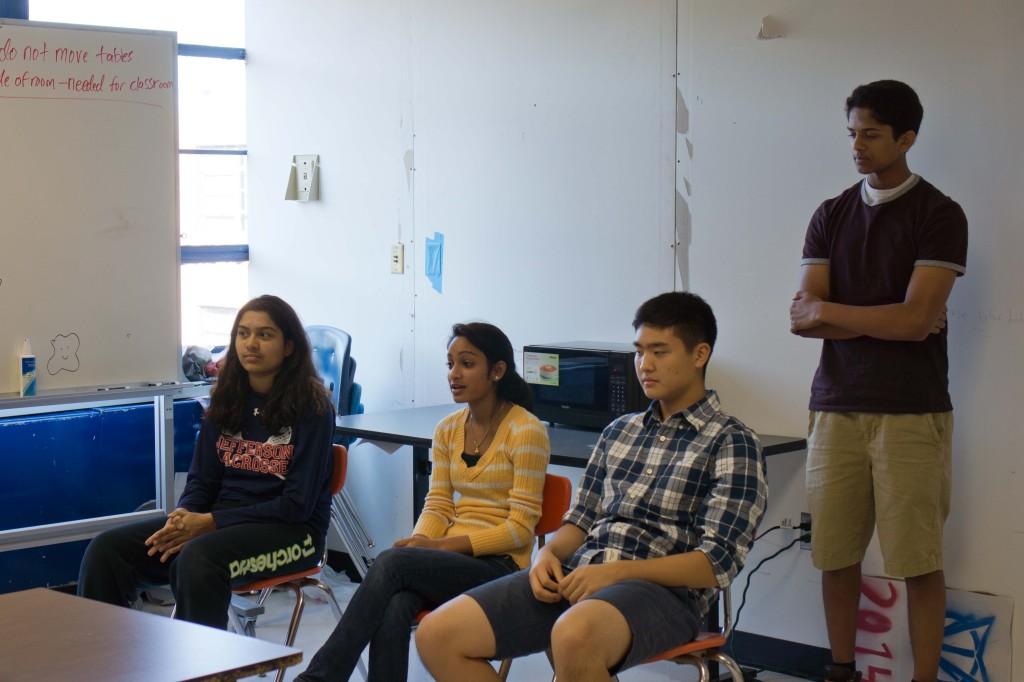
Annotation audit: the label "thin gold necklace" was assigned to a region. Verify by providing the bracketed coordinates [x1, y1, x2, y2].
[467, 402, 506, 455]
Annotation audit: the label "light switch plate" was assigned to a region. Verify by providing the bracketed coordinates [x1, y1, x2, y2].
[285, 154, 320, 201]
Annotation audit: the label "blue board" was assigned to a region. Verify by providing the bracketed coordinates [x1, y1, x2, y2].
[0, 399, 203, 592]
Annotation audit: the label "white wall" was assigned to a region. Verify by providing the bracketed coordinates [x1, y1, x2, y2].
[679, 0, 1024, 665]
[407, 0, 677, 407]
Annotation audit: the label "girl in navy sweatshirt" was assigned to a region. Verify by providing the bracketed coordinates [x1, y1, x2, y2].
[78, 295, 335, 628]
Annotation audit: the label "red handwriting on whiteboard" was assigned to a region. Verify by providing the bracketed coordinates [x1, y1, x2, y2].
[0, 71, 170, 93]
[4, 70, 55, 89]
[0, 38, 17, 62]
[95, 45, 133, 64]
[54, 46, 90, 64]
[855, 580, 897, 680]
[22, 42, 48, 61]
[59, 75, 106, 92]
[128, 76, 172, 91]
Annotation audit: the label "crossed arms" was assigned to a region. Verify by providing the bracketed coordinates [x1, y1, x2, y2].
[790, 263, 957, 341]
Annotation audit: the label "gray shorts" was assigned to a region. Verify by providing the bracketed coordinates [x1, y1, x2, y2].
[465, 568, 701, 673]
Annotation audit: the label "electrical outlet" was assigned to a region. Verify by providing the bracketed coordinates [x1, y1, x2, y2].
[390, 242, 405, 274]
[800, 512, 812, 550]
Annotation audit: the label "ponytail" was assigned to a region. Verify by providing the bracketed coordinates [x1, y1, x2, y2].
[496, 367, 534, 411]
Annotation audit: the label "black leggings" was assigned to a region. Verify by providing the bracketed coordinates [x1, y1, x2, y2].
[77, 516, 321, 628]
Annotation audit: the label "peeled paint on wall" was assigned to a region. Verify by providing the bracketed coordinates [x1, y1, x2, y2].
[675, 190, 692, 291]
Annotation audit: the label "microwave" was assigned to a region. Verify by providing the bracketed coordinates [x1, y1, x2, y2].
[523, 341, 648, 430]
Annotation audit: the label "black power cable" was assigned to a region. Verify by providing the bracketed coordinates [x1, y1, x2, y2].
[728, 533, 809, 659]
[753, 524, 781, 542]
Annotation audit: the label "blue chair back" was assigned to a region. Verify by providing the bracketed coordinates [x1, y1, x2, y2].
[306, 325, 362, 416]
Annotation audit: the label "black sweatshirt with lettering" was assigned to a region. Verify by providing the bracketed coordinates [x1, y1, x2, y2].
[177, 392, 335, 546]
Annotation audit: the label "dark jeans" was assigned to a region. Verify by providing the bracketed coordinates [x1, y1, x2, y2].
[77, 516, 321, 628]
[297, 546, 518, 682]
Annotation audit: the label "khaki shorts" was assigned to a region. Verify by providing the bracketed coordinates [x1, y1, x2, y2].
[806, 411, 952, 577]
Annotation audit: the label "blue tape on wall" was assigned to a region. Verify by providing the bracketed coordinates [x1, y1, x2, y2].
[425, 232, 444, 293]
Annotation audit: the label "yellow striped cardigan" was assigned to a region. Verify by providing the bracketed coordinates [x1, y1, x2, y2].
[412, 404, 550, 568]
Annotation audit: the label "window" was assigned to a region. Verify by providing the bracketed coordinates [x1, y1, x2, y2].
[30, 0, 248, 350]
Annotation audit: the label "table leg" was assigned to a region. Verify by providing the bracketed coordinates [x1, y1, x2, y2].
[412, 445, 431, 524]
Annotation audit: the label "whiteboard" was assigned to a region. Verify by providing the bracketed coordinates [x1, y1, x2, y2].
[0, 20, 180, 394]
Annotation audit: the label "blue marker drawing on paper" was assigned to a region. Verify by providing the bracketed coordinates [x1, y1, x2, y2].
[939, 609, 994, 681]
[425, 232, 444, 294]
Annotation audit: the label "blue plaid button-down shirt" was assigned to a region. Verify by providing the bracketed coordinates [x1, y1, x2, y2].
[563, 390, 767, 618]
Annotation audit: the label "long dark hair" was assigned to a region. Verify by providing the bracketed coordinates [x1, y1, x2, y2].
[449, 322, 533, 411]
[206, 295, 331, 434]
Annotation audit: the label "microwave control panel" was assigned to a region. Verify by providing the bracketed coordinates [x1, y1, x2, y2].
[608, 361, 630, 414]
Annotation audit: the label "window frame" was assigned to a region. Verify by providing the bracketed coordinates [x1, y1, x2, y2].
[177, 43, 248, 264]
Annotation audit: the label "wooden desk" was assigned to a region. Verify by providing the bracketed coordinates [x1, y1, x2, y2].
[336, 403, 806, 523]
[0, 588, 302, 682]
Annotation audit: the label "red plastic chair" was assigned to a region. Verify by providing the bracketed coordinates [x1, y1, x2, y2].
[635, 583, 745, 682]
[413, 473, 573, 681]
[541, 585, 743, 682]
[229, 444, 349, 682]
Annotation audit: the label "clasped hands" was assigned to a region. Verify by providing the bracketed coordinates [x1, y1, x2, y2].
[528, 546, 622, 605]
[144, 508, 216, 562]
[392, 534, 451, 551]
[789, 291, 826, 332]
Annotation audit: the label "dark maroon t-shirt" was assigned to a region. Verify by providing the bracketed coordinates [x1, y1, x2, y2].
[802, 177, 968, 413]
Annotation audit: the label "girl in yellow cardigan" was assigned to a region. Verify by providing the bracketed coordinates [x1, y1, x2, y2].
[298, 322, 550, 682]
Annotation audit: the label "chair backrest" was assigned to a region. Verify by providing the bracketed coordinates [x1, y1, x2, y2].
[536, 474, 572, 538]
[306, 325, 355, 415]
[330, 444, 348, 495]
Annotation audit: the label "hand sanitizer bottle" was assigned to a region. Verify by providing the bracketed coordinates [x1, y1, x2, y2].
[19, 338, 36, 397]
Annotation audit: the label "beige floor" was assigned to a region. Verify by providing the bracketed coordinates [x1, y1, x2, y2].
[145, 566, 807, 682]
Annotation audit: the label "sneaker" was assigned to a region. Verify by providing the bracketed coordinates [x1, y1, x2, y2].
[824, 664, 863, 682]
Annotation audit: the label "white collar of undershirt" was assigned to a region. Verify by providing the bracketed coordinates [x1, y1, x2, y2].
[861, 173, 919, 206]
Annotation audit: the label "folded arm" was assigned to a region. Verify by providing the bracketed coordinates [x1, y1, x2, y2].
[559, 429, 767, 603]
[557, 550, 719, 604]
[410, 430, 457, 540]
[791, 263, 955, 341]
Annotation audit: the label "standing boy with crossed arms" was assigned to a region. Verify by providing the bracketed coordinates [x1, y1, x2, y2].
[791, 80, 967, 682]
